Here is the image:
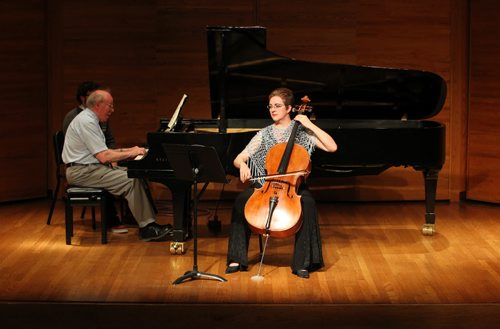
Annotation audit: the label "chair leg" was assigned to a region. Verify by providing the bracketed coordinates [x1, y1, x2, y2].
[47, 177, 61, 225]
[91, 207, 96, 230]
[65, 198, 73, 245]
[80, 207, 86, 219]
[101, 195, 108, 244]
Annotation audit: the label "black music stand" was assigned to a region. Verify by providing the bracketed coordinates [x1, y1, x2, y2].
[162, 143, 228, 285]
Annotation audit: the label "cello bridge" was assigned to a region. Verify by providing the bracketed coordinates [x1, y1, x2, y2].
[271, 181, 285, 190]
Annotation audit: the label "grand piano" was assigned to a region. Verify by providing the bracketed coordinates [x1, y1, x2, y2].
[124, 26, 446, 252]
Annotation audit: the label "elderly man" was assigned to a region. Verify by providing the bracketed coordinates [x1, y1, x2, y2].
[62, 89, 171, 241]
[63, 81, 126, 232]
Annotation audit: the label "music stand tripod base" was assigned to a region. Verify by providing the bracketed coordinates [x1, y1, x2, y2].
[173, 268, 227, 285]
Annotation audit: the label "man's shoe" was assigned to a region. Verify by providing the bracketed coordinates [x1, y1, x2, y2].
[111, 225, 129, 234]
[139, 223, 173, 242]
[108, 215, 128, 233]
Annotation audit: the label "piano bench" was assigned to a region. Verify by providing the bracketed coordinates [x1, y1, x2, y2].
[64, 187, 109, 245]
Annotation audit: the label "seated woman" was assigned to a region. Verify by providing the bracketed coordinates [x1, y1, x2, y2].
[225, 87, 338, 279]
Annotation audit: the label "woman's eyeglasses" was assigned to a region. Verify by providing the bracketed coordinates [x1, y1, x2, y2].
[267, 104, 284, 109]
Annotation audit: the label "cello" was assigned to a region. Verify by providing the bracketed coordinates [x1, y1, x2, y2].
[244, 96, 313, 238]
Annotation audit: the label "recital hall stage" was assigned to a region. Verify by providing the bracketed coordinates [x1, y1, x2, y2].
[0, 199, 498, 329]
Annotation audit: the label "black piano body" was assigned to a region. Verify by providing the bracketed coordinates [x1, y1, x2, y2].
[124, 26, 446, 244]
[207, 26, 446, 236]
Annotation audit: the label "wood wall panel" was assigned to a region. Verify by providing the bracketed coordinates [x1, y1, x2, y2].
[355, 0, 452, 201]
[448, 0, 469, 201]
[51, 0, 455, 202]
[155, 0, 257, 122]
[59, 0, 158, 147]
[1, 0, 468, 203]
[0, 1, 47, 201]
[468, 0, 500, 203]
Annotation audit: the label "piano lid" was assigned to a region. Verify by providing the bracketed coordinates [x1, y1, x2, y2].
[207, 26, 447, 121]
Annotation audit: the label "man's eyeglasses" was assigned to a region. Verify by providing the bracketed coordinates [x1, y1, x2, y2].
[267, 104, 285, 109]
[104, 103, 114, 109]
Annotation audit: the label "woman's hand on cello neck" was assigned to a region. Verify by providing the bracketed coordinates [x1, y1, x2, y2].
[293, 114, 314, 129]
[294, 114, 338, 153]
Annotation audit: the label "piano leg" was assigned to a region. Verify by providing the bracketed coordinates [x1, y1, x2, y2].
[163, 180, 192, 253]
[422, 168, 439, 236]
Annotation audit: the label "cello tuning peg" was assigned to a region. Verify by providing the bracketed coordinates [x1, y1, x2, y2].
[300, 95, 311, 103]
[293, 96, 313, 114]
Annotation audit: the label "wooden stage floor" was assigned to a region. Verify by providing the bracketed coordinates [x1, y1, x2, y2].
[0, 199, 499, 328]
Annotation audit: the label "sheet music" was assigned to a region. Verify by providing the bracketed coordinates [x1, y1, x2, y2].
[166, 94, 189, 132]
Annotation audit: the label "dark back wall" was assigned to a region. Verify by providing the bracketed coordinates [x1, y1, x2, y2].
[0, 0, 47, 201]
[3, 0, 495, 204]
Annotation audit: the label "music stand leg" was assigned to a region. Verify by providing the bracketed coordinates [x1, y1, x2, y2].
[173, 173, 226, 285]
[173, 269, 227, 284]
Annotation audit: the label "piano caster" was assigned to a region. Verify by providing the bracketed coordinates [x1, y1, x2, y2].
[422, 224, 435, 236]
[170, 242, 186, 255]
